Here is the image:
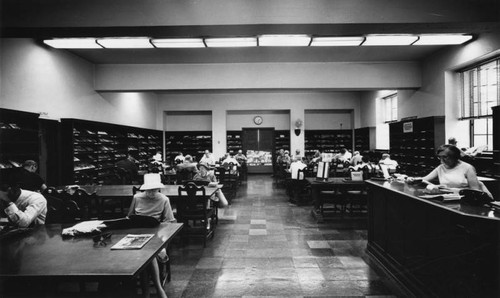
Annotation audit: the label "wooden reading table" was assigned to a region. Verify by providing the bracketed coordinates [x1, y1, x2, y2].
[0, 222, 183, 297]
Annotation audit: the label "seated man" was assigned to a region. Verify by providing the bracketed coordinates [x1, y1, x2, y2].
[116, 153, 139, 182]
[0, 181, 47, 227]
[334, 148, 352, 163]
[10, 160, 47, 193]
[350, 151, 363, 166]
[176, 155, 198, 182]
[235, 150, 247, 165]
[199, 150, 216, 167]
[379, 153, 398, 168]
[289, 156, 307, 179]
[222, 152, 240, 171]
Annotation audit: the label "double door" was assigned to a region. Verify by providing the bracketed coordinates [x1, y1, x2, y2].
[242, 128, 274, 173]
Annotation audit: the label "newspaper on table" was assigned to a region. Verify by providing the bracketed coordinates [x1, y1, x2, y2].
[111, 234, 154, 250]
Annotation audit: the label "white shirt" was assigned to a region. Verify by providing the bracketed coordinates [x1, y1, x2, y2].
[290, 161, 307, 179]
[425, 161, 477, 189]
[200, 154, 216, 166]
[4, 190, 47, 227]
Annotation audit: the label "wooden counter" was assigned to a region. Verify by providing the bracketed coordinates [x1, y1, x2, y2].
[366, 179, 500, 297]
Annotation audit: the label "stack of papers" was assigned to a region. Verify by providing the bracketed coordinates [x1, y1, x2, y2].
[419, 193, 462, 202]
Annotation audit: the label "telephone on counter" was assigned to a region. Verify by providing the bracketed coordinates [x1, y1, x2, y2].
[459, 189, 493, 206]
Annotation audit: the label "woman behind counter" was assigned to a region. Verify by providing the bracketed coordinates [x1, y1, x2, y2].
[415, 144, 492, 198]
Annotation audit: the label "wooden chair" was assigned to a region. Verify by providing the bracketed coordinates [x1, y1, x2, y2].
[214, 167, 236, 204]
[177, 182, 216, 247]
[176, 168, 194, 185]
[43, 187, 81, 224]
[289, 168, 312, 205]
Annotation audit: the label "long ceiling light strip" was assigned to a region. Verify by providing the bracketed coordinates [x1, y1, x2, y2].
[311, 36, 365, 46]
[96, 37, 154, 48]
[43, 34, 473, 49]
[152, 38, 205, 48]
[258, 35, 312, 47]
[413, 34, 473, 45]
[204, 37, 258, 47]
[43, 38, 103, 49]
[363, 35, 419, 46]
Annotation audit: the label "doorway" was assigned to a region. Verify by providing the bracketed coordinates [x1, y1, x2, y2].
[242, 128, 274, 173]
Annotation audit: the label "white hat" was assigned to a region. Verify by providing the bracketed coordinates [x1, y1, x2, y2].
[140, 173, 164, 190]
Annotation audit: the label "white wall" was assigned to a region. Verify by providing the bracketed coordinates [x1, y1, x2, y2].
[95, 62, 421, 91]
[305, 110, 352, 130]
[227, 111, 290, 131]
[0, 38, 159, 129]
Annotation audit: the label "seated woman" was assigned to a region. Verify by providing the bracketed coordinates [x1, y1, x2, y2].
[413, 144, 492, 198]
[128, 173, 175, 298]
[192, 163, 229, 208]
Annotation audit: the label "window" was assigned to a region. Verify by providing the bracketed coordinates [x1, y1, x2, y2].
[383, 93, 398, 122]
[460, 58, 499, 149]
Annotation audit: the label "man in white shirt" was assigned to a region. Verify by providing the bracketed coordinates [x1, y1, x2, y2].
[0, 183, 47, 228]
[289, 156, 307, 179]
[199, 150, 216, 166]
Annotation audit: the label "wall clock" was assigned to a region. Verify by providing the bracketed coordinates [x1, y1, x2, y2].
[253, 116, 263, 125]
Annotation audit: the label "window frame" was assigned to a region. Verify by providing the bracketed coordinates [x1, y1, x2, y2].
[459, 57, 499, 149]
[383, 93, 398, 123]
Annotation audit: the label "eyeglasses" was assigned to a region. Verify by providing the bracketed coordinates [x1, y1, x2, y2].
[436, 155, 450, 160]
[93, 232, 112, 247]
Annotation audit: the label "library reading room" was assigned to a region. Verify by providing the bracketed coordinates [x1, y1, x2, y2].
[1, 1, 500, 297]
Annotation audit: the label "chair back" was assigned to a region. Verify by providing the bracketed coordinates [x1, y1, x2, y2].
[296, 168, 306, 181]
[44, 187, 81, 224]
[132, 186, 142, 195]
[176, 169, 194, 184]
[214, 167, 227, 181]
[188, 180, 209, 186]
[177, 182, 208, 217]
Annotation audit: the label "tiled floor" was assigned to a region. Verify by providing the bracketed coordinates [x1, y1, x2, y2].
[166, 174, 399, 298]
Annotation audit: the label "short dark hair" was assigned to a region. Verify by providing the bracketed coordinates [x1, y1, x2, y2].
[437, 144, 461, 160]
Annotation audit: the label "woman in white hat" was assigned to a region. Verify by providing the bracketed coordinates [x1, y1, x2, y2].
[127, 173, 175, 298]
[128, 173, 175, 222]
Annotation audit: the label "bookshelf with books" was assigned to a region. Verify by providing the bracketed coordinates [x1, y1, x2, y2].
[226, 131, 242, 154]
[165, 131, 212, 162]
[304, 129, 353, 160]
[354, 127, 374, 153]
[274, 130, 290, 153]
[61, 119, 162, 185]
[389, 116, 445, 177]
[493, 106, 500, 179]
[0, 108, 40, 172]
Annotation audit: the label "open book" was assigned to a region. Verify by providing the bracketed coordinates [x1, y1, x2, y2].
[111, 234, 154, 250]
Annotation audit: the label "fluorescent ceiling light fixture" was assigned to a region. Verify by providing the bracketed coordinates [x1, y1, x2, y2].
[363, 35, 418, 46]
[259, 35, 311, 47]
[151, 38, 205, 48]
[413, 34, 473, 45]
[311, 36, 365, 47]
[96, 37, 153, 48]
[43, 38, 102, 49]
[205, 37, 257, 47]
